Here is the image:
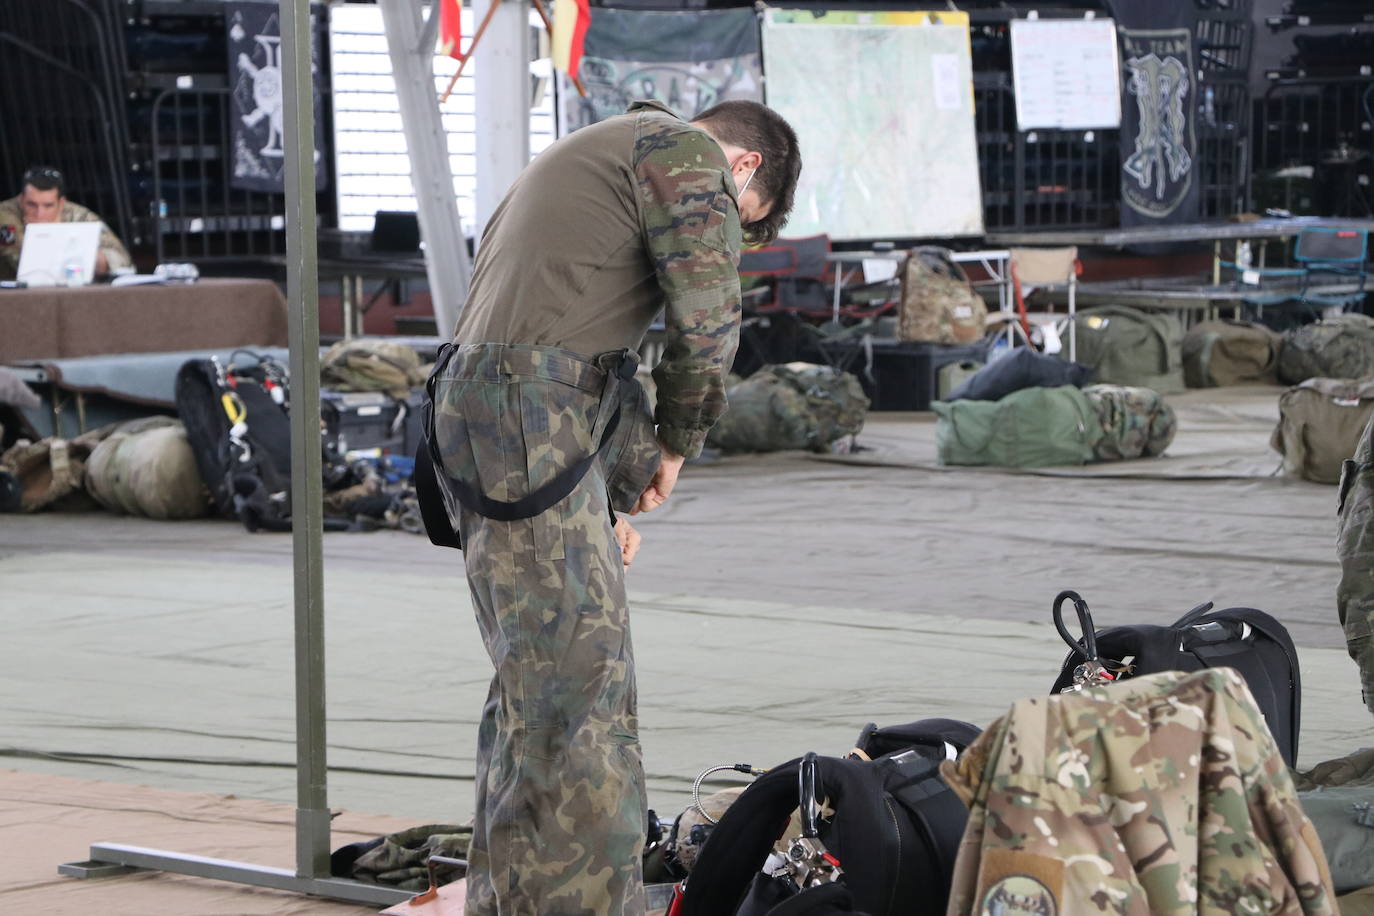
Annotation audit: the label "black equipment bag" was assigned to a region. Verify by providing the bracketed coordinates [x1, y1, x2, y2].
[176, 353, 294, 532]
[852, 717, 982, 763]
[680, 747, 968, 916]
[1049, 590, 1302, 768]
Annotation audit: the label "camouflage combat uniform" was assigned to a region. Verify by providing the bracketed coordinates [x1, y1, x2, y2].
[435, 100, 743, 916]
[0, 195, 133, 281]
[940, 668, 1337, 916]
[1338, 411, 1374, 718]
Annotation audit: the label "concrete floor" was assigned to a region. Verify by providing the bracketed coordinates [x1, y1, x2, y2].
[3, 395, 1372, 833]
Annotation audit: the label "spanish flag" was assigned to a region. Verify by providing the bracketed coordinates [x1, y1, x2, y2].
[551, 0, 590, 80]
[437, 0, 462, 60]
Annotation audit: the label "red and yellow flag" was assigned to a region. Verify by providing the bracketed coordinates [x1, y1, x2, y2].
[437, 0, 462, 60]
[550, 0, 590, 79]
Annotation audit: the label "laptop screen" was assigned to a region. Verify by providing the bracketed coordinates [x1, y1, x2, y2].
[16, 222, 102, 287]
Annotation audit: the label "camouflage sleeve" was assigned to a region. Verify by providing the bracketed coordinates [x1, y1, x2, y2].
[68, 202, 132, 273]
[634, 120, 743, 459]
[0, 200, 21, 281]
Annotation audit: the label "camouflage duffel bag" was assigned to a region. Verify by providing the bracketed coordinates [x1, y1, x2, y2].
[1082, 384, 1177, 461]
[1182, 319, 1282, 388]
[706, 363, 868, 453]
[1272, 377, 1374, 484]
[1277, 314, 1374, 386]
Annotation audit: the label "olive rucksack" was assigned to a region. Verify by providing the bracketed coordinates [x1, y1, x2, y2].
[898, 247, 987, 345]
[1271, 377, 1374, 484]
[1063, 305, 1185, 393]
[1277, 314, 1374, 386]
[1182, 319, 1283, 388]
[706, 363, 868, 454]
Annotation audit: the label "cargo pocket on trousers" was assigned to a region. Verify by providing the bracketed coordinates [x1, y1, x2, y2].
[519, 380, 597, 562]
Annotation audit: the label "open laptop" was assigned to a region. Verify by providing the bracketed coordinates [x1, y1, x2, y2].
[16, 222, 102, 287]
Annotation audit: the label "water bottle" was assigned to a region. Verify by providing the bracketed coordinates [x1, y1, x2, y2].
[62, 261, 86, 287]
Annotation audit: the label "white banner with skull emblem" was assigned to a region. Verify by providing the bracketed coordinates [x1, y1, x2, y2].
[227, 0, 327, 193]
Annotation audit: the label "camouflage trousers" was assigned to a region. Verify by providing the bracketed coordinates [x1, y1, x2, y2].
[1338, 412, 1374, 719]
[435, 344, 648, 916]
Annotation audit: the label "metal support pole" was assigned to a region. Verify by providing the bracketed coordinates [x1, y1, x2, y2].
[57, 4, 407, 904]
[379, 0, 472, 338]
[473, 0, 530, 237]
[280, 0, 330, 880]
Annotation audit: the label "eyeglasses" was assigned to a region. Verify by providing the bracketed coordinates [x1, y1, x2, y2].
[22, 166, 64, 186]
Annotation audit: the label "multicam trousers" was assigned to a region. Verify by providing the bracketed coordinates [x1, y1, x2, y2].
[433, 344, 648, 916]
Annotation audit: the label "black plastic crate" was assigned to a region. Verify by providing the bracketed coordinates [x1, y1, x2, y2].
[321, 388, 425, 456]
[812, 338, 992, 412]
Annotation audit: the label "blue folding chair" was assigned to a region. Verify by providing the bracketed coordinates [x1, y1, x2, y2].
[1294, 227, 1369, 314]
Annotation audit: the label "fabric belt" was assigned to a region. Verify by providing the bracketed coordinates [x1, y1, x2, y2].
[414, 343, 639, 550]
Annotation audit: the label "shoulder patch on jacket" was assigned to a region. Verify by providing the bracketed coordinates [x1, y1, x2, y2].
[976, 848, 1062, 916]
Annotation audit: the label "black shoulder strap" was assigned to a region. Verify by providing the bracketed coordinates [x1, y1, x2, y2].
[414, 345, 637, 548]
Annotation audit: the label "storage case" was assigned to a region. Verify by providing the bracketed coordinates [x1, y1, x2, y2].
[321, 388, 425, 456]
[813, 339, 991, 411]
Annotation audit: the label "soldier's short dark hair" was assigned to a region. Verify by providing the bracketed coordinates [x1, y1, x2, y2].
[22, 165, 65, 197]
[692, 100, 801, 246]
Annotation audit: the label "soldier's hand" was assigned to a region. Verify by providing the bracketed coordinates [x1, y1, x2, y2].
[631, 447, 685, 515]
[95, 251, 109, 275]
[614, 517, 641, 568]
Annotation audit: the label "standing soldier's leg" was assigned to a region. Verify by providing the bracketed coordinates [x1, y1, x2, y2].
[461, 471, 646, 916]
[1337, 414, 1374, 718]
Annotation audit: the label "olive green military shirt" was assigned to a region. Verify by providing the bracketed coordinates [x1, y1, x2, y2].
[453, 100, 744, 459]
[0, 196, 133, 281]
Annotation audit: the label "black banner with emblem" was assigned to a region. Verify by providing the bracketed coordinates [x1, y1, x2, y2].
[1108, 0, 1200, 229]
[226, 0, 327, 193]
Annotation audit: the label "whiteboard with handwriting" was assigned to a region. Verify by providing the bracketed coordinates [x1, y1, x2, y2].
[1010, 19, 1121, 130]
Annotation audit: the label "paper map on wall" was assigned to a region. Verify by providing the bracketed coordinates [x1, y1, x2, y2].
[1010, 18, 1121, 130]
[761, 9, 983, 241]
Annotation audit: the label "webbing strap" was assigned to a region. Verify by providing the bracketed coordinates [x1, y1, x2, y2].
[415, 345, 636, 548]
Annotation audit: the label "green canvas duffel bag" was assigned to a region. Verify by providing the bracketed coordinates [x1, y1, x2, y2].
[1272, 377, 1374, 484]
[933, 385, 1102, 468]
[1064, 305, 1185, 393]
[1182, 319, 1283, 388]
[1278, 314, 1374, 386]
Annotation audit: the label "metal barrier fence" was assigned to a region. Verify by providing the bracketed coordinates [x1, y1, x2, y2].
[0, 0, 134, 246]
[975, 72, 1121, 232]
[1253, 77, 1374, 219]
[151, 87, 292, 262]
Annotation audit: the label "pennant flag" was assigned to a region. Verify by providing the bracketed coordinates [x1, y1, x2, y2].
[551, 0, 591, 79]
[438, 0, 462, 60]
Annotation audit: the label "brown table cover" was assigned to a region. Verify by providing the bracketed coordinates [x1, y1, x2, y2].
[0, 278, 288, 361]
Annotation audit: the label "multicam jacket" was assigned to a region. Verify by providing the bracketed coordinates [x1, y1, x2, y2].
[0, 195, 132, 281]
[941, 668, 1337, 916]
[452, 100, 743, 458]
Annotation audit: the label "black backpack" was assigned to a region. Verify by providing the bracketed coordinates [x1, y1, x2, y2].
[176, 353, 295, 531]
[1050, 589, 1302, 768]
[680, 720, 976, 916]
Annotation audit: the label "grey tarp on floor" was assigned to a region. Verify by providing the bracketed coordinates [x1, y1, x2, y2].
[2, 386, 1371, 829]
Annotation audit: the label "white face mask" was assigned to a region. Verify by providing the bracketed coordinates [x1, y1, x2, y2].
[737, 167, 756, 197]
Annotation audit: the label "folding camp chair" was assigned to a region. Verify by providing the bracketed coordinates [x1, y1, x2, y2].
[1295, 227, 1369, 314]
[1009, 247, 1078, 361]
[737, 234, 832, 317]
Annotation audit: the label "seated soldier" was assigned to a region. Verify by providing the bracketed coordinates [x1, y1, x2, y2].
[0, 166, 132, 281]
